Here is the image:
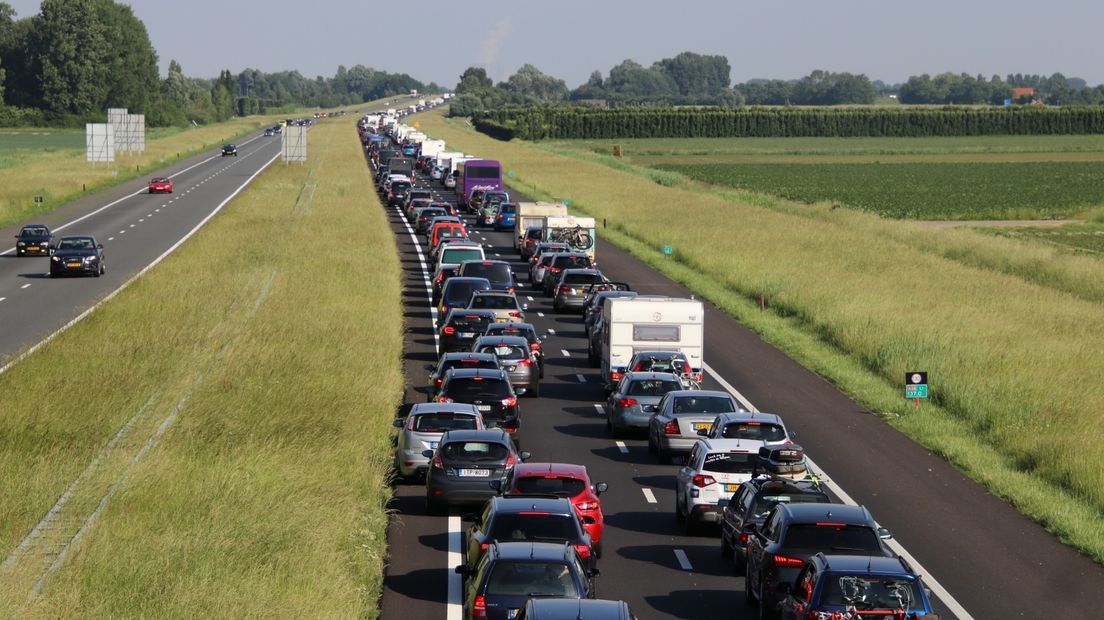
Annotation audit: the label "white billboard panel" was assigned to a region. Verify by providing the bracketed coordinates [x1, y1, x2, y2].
[86, 123, 114, 163]
[282, 124, 307, 162]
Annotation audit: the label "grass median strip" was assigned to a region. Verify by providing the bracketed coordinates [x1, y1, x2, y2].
[0, 116, 402, 615]
[415, 109, 1104, 563]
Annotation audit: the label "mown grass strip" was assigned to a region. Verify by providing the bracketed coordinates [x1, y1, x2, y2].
[415, 109, 1104, 563]
[0, 115, 401, 616]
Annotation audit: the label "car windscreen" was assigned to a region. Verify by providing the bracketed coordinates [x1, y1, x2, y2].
[489, 514, 580, 543]
[412, 414, 479, 432]
[673, 396, 737, 415]
[626, 379, 682, 397]
[781, 524, 882, 552]
[444, 281, 491, 305]
[448, 315, 494, 333]
[444, 378, 511, 401]
[470, 295, 517, 310]
[21, 227, 48, 237]
[498, 204, 516, 214]
[419, 209, 446, 220]
[462, 263, 512, 285]
[513, 476, 586, 497]
[441, 441, 509, 461]
[821, 576, 920, 611]
[702, 451, 757, 474]
[477, 344, 528, 360]
[719, 422, 787, 442]
[485, 561, 579, 597]
[56, 238, 93, 250]
[749, 493, 828, 519]
[553, 256, 592, 269]
[562, 273, 604, 286]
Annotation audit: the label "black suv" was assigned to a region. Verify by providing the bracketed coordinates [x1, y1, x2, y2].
[541, 253, 593, 295]
[425, 352, 502, 400]
[424, 429, 529, 514]
[745, 503, 893, 618]
[720, 476, 831, 575]
[464, 496, 594, 572]
[436, 368, 520, 433]
[457, 541, 598, 620]
[459, 260, 517, 293]
[438, 309, 498, 354]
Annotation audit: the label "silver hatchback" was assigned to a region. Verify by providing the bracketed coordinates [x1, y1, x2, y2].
[393, 403, 484, 481]
[648, 390, 744, 463]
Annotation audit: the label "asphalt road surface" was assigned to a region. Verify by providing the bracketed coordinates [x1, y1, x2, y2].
[0, 132, 281, 370]
[375, 138, 1104, 620]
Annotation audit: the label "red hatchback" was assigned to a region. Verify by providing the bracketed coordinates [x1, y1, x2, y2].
[503, 462, 608, 556]
[148, 177, 173, 193]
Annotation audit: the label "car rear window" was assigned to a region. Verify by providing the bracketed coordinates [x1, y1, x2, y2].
[489, 513, 580, 543]
[445, 378, 512, 400]
[442, 358, 499, 373]
[441, 248, 484, 264]
[749, 493, 828, 519]
[487, 327, 535, 342]
[485, 561, 579, 597]
[413, 414, 479, 432]
[673, 396, 737, 414]
[626, 379, 682, 396]
[444, 281, 491, 305]
[499, 204, 516, 215]
[420, 208, 446, 219]
[513, 476, 586, 497]
[553, 256, 592, 269]
[470, 295, 517, 310]
[477, 344, 528, 360]
[562, 273, 605, 286]
[719, 422, 787, 442]
[821, 576, 920, 610]
[702, 451, 757, 474]
[449, 315, 493, 333]
[782, 524, 882, 552]
[463, 263, 512, 285]
[441, 441, 509, 461]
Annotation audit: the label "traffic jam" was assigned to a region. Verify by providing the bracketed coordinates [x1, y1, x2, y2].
[361, 108, 953, 620]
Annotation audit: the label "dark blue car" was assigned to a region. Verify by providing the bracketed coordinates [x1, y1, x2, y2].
[776, 554, 940, 619]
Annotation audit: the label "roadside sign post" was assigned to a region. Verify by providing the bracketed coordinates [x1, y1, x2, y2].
[905, 371, 928, 408]
[663, 245, 673, 258]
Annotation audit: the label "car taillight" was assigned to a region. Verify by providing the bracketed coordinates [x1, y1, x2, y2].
[434, 378, 442, 385]
[529, 343, 541, 352]
[479, 542, 489, 552]
[473, 594, 486, 618]
[559, 286, 573, 294]
[549, 266, 561, 273]
[692, 474, 716, 488]
[437, 396, 453, 403]
[663, 420, 680, 435]
[507, 287, 515, 294]
[618, 398, 638, 408]
[501, 396, 517, 408]
[695, 372, 703, 382]
[767, 552, 805, 568]
[504, 452, 517, 471]
[442, 326, 456, 336]
[610, 371, 623, 382]
[517, 357, 532, 367]
[576, 500, 599, 511]
[508, 311, 522, 318]
[431, 451, 445, 471]
[573, 544, 591, 558]
[739, 532, 749, 544]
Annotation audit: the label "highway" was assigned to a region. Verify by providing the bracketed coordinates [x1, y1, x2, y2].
[0, 133, 281, 371]
[375, 137, 1104, 619]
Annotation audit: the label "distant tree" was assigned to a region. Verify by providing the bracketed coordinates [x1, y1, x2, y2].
[653, 51, 731, 97]
[0, 2, 12, 103]
[92, 0, 159, 113]
[31, 0, 108, 117]
[501, 64, 568, 102]
[456, 67, 493, 94]
[717, 87, 745, 108]
[570, 70, 606, 100]
[606, 59, 677, 98]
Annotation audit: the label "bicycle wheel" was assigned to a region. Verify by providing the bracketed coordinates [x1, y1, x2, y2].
[573, 233, 592, 250]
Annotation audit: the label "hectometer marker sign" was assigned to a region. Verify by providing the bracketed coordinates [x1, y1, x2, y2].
[905, 371, 928, 399]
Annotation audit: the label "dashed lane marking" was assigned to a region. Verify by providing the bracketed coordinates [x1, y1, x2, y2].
[674, 549, 693, 571]
[577, 374, 586, 383]
[561, 349, 571, 357]
[642, 488, 657, 504]
[21, 284, 31, 290]
[615, 441, 629, 454]
[593, 404, 605, 415]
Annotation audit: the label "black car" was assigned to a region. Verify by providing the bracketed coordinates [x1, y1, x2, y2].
[745, 503, 893, 618]
[541, 254, 593, 295]
[221, 144, 238, 156]
[432, 264, 462, 306]
[387, 179, 412, 207]
[438, 309, 498, 354]
[436, 368, 520, 433]
[425, 351, 502, 400]
[438, 277, 493, 321]
[424, 429, 528, 514]
[459, 260, 516, 293]
[517, 599, 635, 620]
[464, 496, 594, 572]
[720, 476, 831, 574]
[14, 224, 52, 256]
[49, 235, 105, 277]
[457, 541, 598, 620]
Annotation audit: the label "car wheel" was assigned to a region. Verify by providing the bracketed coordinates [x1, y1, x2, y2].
[594, 541, 602, 559]
[758, 585, 775, 620]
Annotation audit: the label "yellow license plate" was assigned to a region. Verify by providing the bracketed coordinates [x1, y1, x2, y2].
[725, 484, 740, 492]
[66, 262, 81, 268]
[693, 423, 711, 431]
[496, 318, 509, 323]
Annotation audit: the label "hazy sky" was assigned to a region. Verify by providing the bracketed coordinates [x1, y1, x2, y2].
[6, 0, 1101, 87]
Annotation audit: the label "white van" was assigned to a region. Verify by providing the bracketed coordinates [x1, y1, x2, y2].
[600, 296, 704, 391]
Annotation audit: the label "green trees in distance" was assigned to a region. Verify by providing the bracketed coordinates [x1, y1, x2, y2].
[0, 1, 428, 127]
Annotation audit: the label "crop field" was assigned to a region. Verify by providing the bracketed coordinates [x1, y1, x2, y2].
[0, 117, 401, 616]
[416, 109, 1104, 563]
[654, 161, 1104, 220]
[0, 130, 85, 152]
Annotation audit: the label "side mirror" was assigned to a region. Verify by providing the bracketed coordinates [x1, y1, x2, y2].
[877, 527, 893, 540]
[696, 428, 710, 436]
[392, 419, 404, 428]
[421, 450, 435, 459]
[519, 451, 531, 461]
[594, 482, 608, 494]
[97, 244, 104, 249]
[588, 567, 600, 578]
[424, 363, 435, 371]
[488, 479, 503, 493]
[776, 582, 792, 595]
[515, 388, 527, 395]
[454, 565, 468, 575]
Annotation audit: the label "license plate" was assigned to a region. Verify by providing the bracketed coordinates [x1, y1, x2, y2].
[459, 332, 474, 338]
[693, 422, 711, 431]
[476, 405, 492, 412]
[66, 262, 81, 268]
[428, 442, 438, 449]
[507, 610, 520, 620]
[458, 468, 491, 477]
[725, 484, 740, 493]
[495, 318, 509, 323]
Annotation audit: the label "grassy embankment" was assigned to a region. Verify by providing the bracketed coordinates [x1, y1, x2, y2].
[0, 118, 282, 229]
[0, 115, 402, 616]
[416, 110, 1104, 563]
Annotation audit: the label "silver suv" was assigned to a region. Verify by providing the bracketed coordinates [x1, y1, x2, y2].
[392, 403, 484, 481]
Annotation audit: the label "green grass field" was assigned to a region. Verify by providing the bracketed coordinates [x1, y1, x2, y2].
[417, 109, 1104, 564]
[0, 116, 402, 616]
[655, 161, 1104, 219]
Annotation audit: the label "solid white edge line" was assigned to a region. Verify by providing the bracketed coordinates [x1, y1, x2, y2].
[673, 549, 693, 571]
[447, 515, 462, 620]
[0, 149, 281, 378]
[642, 488, 657, 504]
[702, 363, 973, 620]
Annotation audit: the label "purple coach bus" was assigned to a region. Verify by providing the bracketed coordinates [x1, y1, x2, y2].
[457, 159, 503, 207]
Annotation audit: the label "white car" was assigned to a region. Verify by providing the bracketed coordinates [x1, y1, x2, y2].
[674, 437, 762, 535]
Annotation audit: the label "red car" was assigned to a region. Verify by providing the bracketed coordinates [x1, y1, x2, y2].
[503, 462, 608, 556]
[148, 177, 173, 194]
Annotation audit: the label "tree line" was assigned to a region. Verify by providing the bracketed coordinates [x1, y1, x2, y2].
[472, 106, 1104, 140]
[0, 0, 428, 127]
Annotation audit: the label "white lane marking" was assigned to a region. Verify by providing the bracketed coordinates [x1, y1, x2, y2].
[561, 349, 570, 357]
[0, 297, 6, 302]
[526, 296, 534, 302]
[593, 404, 605, 415]
[547, 328, 556, 335]
[119, 231, 125, 235]
[642, 488, 658, 504]
[147, 213, 152, 217]
[129, 224, 135, 228]
[107, 237, 114, 241]
[0, 149, 282, 378]
[493, 253, 501, 257]
[21, 284, 31, 289]
[576, 374, 586, 383]
[138, 219, 144, 222]
[447, 515, 462, 620]
[702, 363, 974, 619]
[673, 549, 693, 571]
[615, 441, 628, 454]
[537, 312, 545, 317]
